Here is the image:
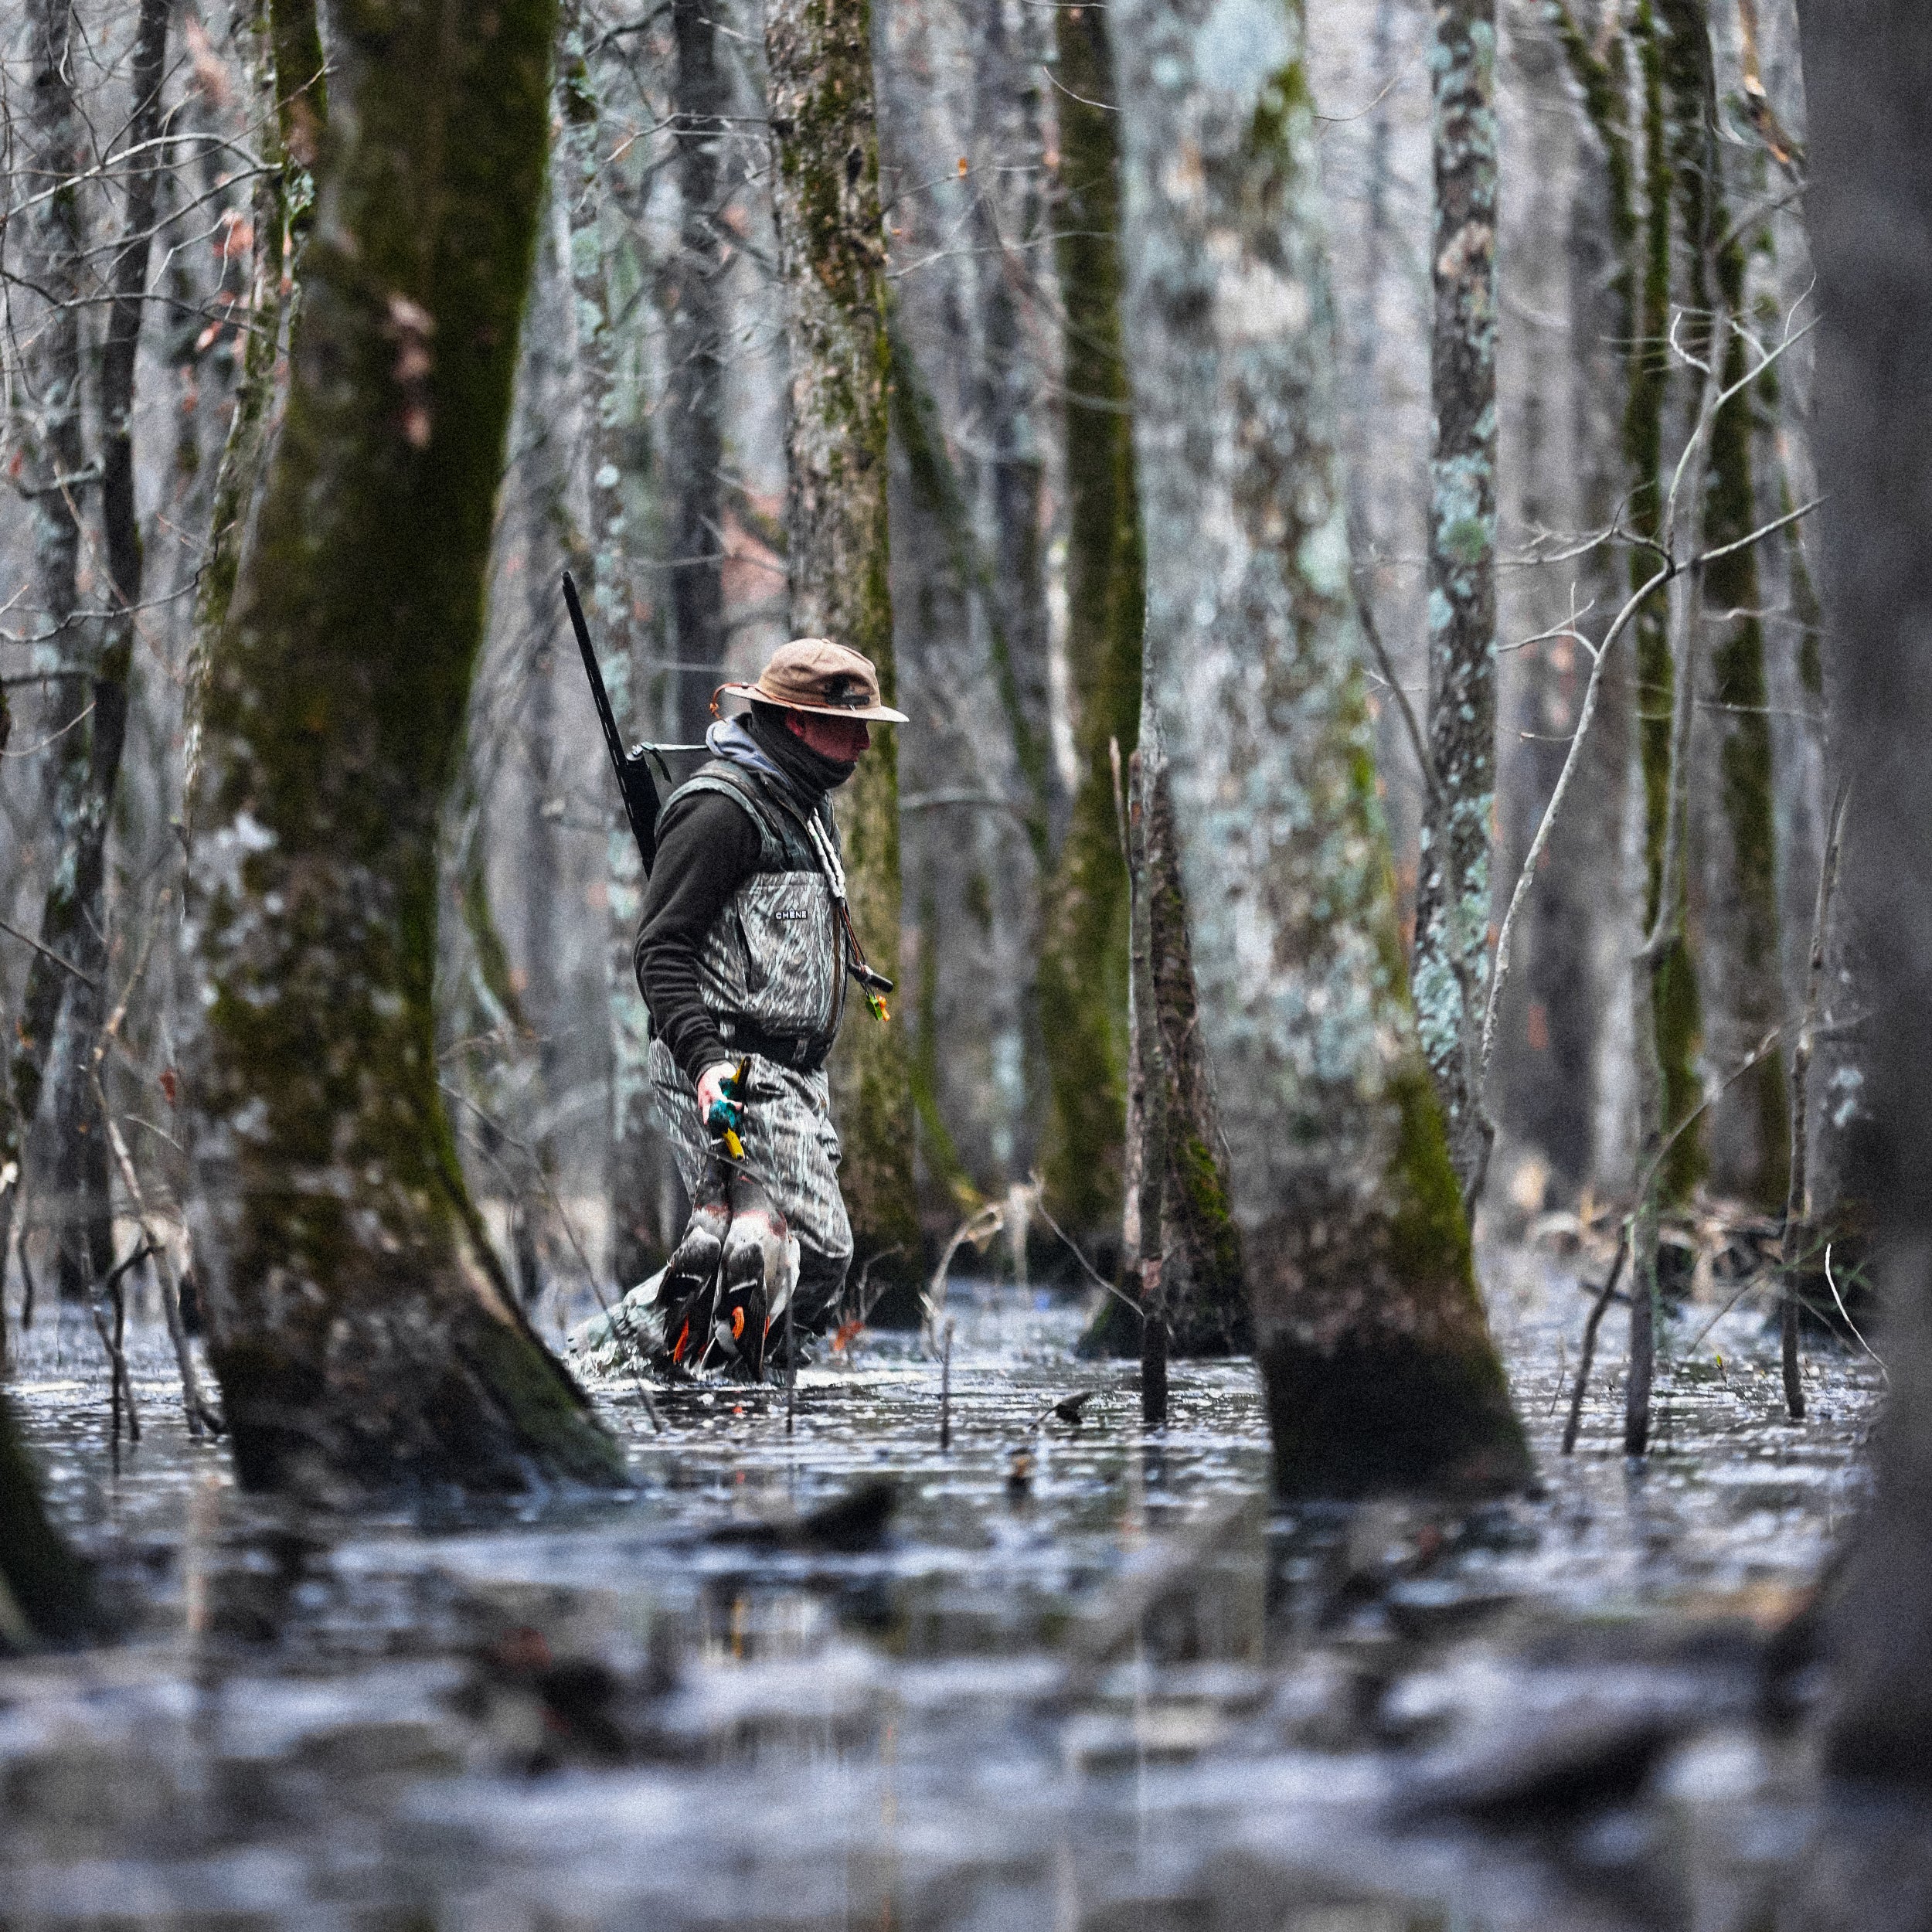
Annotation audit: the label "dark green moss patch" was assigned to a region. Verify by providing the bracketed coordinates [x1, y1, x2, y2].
[1386, 1066, 1476, 1290]
[1259, 1330, 1529, 1501]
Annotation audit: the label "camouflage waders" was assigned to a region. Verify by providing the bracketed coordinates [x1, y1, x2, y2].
[648, 749, 853, 1284]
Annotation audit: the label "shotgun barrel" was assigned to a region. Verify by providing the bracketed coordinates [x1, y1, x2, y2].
[562, 570, 664, 875]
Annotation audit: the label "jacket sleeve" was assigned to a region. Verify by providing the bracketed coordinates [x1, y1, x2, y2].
[634, 790, 763, 1084]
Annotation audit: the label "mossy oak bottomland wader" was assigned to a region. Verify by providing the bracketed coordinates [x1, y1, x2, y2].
[579, 757, 856, 1383]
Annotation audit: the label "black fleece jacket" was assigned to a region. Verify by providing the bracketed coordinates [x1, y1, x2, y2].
[634, 710, 852, 1083]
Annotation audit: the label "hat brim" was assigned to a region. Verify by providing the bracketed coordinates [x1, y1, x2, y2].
[719, 681, 908, 724]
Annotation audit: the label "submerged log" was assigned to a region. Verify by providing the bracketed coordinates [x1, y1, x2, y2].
[182, 0, 624, 1498]
[1111, 0, 1529, 1498]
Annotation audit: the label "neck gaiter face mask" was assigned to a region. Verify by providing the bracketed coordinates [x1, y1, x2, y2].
[748, 706, 858, 796]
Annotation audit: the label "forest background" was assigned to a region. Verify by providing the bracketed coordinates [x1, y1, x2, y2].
[0, 0, 1832, 1344]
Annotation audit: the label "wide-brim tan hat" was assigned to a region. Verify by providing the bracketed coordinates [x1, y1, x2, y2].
[717, 637, 909, 723]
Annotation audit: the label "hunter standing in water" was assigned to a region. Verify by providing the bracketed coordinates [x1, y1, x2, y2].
[585, 639, 904, 1379]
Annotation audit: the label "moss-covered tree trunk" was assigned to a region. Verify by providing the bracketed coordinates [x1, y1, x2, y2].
[1411, 0, 1499, 1207]
[1555, 2, 1702, 1212]
[1112, 0, 1528, 1498]
[1140, 730, 1246, 1355]
[1799, 0, 1932, 1789]
[1628, 0, 1707, 1210]
[1554, 2, 1704, 1366]
[1036, 2, 1144, 1240]
[0, 1393, 97, 1648]
[182, 0, 624, 1499]
[763, 0, 918, 1281]
[969, 0, 1058, 849]
[1661, 0, 1789, 1212]
[185, 0, 325, 794]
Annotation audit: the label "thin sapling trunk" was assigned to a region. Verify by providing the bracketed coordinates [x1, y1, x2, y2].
[1412, 0, 1500, 1208]
[1125, 749, 1167, 1426]
[1781, 779, 1848, 1420]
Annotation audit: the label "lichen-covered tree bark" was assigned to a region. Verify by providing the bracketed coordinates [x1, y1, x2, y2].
[0, 1393, 97, 1648]
[1629, 0, 1707, 1209]
[1661, 0, 1789, 1211]
[14, 0, 87, 807]
[1799, 0, 1932, 1791]
[1411, 0, 1498, 1207]
[764, 0, 918, 1279]
[183, 0, 624, 1498]
[1036, 0, 1144, 1240]
[1112, 0, 1528, 1496]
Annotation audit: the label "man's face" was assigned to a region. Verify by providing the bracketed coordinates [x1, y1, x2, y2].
[786, 709, 872, 763]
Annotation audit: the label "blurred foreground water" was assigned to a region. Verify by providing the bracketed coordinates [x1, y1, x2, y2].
[4, 1246, 1925, 1931]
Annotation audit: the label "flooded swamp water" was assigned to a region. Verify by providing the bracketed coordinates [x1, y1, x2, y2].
[2, 1245, 1922, 1932]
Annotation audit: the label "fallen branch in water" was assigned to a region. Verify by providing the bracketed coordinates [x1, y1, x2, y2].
[923, 1198, 1007, 1345]
[1032, 1189, 1145, 1323]
[1561, 1232, 1629, 1456]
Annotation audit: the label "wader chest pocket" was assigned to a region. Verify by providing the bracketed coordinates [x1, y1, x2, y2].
[734, 910, 768, 993]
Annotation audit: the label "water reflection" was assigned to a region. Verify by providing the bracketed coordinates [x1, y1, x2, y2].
[0, 1255, 1905, 1929]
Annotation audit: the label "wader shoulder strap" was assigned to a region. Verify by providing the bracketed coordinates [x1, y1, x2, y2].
[665, 761, 791, 870]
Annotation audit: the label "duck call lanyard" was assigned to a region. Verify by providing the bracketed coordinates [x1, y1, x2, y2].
[803, 811, 890, 1024]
